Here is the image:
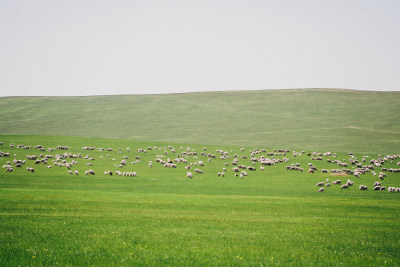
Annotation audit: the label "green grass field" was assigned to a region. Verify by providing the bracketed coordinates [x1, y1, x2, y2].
[1, 135, 399, 266]
[1, 89, 399, 153]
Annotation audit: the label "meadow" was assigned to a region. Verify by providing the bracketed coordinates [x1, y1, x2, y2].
[1, 134, 399, 266]
[0, 89, 399, 153]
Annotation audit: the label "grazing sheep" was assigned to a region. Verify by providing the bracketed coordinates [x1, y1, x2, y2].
[374, 181, 381, 187]
[341, 184, 349, 189]
[187, 172, 193, 178]
[85, 169, 95, 175]
[373, 186, 381, 191]
[359, 185, 368, 191]
[316, 182, 324, 187]
[318, 188, 324, 192]
[388, 187, 395, 193]
[325, 183, 331, 187]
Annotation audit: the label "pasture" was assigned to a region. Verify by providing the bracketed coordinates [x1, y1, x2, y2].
[0, 89, 399, 153]
[1, 135, 400, 266]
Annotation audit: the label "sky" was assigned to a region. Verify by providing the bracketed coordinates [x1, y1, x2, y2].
[0, 0, 399, 97]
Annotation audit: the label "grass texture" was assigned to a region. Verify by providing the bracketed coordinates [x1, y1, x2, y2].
[0, 89, 399, 153]
[1, 135, 399, 266]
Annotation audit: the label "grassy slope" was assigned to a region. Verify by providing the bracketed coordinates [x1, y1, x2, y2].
[0, 135, 400, 266]
[0, 89, 399, 154]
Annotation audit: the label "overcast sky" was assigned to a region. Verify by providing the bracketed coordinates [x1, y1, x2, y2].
[0, 0, 399, 96]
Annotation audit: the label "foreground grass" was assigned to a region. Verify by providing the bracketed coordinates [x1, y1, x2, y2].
[1, 135, 399, 266]
[0, 89, 399, 153]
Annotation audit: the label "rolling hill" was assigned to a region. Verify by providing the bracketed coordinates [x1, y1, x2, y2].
[0, 89, 398, 153]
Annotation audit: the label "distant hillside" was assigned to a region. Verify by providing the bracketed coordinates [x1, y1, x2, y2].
[0, 89, 399, 153]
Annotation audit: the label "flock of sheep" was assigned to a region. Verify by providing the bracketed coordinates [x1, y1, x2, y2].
[311, 152, 400, 192]
[1, 141, 399, 194]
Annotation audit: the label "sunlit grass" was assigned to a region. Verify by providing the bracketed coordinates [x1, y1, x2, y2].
[0, 135, 399, 265]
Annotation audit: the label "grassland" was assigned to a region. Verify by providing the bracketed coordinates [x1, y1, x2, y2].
[1, 135, 400, 266]
[0, 89, 399, 153]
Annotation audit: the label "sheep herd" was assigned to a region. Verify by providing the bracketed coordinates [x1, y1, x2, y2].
[1, 141, 399, 194]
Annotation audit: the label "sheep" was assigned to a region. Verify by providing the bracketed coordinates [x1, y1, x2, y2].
[187, 172, 193, 178]
[374, 181, 381, 187]
[316, 182, 324, 187]
[85, 169, 95, 175]
[325, 183, 331, 187]
[68, 171, 73, 175]
[373, 186, 381, 191]
[359, 185, 368, 191]
[26, 167, 34, 172]
[388, 187, 395, 193]
[341, 184, 349, 189]
[318, 188, 324, 192]
[75, 170, 79, 175]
